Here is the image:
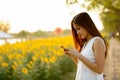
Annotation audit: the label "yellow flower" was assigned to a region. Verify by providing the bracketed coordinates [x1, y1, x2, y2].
[45, 57, 49, 63]
[2, 62, 8, 67]
[15, 54, 21, 58]
[30, 61, 33, 65]
[8, 54, 13, 60]
[14, 61, 18, 66]
[21, 68, 28, 74]
[0, 56, 3, 60]
[27, 63, 32, 69]
[40, 57, 45, 62]
[12, 65, 16, 70]
[32, 56, 37, 61]
[50, 56, 56, 63]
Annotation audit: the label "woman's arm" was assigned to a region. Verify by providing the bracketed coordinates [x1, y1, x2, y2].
[70, 38, 106, 74]
[69, 56, 78, 65]
[78, 38, 106, 74]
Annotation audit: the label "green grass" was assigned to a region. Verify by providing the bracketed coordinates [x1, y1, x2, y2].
[61, 68, 77, 80]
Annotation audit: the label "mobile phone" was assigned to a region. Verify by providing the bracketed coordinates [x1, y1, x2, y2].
[59, 45, 69, 51]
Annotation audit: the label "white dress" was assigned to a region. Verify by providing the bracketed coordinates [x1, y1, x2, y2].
[75, 37, 104, 80]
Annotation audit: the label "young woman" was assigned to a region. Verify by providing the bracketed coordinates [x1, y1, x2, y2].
[63, 12, 108, 80]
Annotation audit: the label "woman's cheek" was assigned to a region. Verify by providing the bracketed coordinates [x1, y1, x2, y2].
[80, 34, 85, 39]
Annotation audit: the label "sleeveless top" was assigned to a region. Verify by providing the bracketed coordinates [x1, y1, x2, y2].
[75, 37, 104, 80]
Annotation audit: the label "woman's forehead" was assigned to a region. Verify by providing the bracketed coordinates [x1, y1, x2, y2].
[73, 23, 81, 29]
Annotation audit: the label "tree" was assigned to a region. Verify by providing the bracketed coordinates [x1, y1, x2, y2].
[63, 29, 71, 35]
[17, 30, 28, 38]
[34, 30, 47, 37]
[66, 0, 78, 5]
[83, 0, 120, 33]
[66, 0, 120, 33]
[0, 20, 10, 32]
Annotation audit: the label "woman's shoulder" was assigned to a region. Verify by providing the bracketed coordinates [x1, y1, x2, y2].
[93, 37, 106, 50]
[93, 36, 102, 39]
[92, 36, 104, 43]
[89, 36, 103, 43]
[94, 36, 104, 43]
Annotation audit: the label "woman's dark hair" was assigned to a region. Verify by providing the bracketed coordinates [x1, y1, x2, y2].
[71, 12, 108, 58]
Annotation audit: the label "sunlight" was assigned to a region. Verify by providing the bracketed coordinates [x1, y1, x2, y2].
[0, 0, 103, 33]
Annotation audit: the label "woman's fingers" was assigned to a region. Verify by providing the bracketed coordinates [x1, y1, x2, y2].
[64, 50, 71, 56]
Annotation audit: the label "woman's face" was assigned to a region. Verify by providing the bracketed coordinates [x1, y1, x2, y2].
[73, 23, 89, 39]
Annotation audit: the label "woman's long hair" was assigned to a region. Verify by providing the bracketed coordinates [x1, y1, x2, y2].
[71, 12, 108, 58]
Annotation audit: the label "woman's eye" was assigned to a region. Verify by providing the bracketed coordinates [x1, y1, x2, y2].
[77, 28, 80, 30]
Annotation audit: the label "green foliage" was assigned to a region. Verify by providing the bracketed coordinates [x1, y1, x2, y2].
[13, 29, 71, 38]
[30, 60, 47, 80]
[17, 30, 30, 38]
[34, 30, 48, 37]
[45, 63, 62, 80]
[66, 0, 78, 5]
[100, 12, 120, 32]
[63, 29, 71, 35]
[58, 55, 76, 75]
[82, 0, 120, 33]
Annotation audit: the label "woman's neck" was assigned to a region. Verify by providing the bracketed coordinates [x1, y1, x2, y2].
[86, 34, 94, 42]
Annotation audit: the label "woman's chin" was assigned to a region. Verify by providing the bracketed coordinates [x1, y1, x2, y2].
[81, 36, 85, 39]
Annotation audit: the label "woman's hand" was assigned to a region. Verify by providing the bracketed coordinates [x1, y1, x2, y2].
[64, 48, 71, 56]
[64, 48, 80, 57]
[69, 49, 80, 57]
[59, 45, 71, 56]
[59, 45, 80, 57]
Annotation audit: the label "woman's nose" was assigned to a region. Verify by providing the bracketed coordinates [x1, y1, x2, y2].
[77, 30, 79, 34]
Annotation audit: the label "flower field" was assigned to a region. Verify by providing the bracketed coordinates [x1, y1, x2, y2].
[0, 36, 76, 80]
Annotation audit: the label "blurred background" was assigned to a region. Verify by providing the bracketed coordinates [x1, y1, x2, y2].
[0, 0, 120, 80]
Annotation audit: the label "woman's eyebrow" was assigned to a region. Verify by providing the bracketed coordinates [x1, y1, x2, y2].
[76, 27, 80, 29]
